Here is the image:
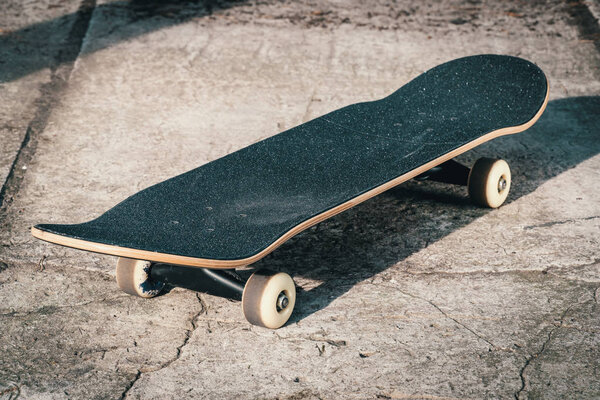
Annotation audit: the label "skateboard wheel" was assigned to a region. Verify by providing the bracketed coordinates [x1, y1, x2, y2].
[116, 257, 165, 298]
[242, 270, 296, 329]
[468, 158, 511, 208]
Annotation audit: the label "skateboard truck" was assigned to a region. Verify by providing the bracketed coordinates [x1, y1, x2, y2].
[151, 265, 294, 317]
[150, 265, 291, 316]
[148, 265, 293, 317]
[149, 264, 245, 300]
[415, 158, 512, 209]
[415, 159, 470, 186]
[115, 257, 296, 329]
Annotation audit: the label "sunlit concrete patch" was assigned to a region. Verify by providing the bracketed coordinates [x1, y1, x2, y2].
[0, 262, 206, 399]
[402, 97, 600, 277]
[0, 0, 87, 183]
[121, 270, 599, 399]
[403, 155, 600, 276]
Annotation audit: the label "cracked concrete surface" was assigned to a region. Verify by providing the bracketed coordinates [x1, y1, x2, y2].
[1, 0, 599, 399]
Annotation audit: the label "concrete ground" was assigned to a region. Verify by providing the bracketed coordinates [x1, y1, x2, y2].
[1, 0, 599, 398]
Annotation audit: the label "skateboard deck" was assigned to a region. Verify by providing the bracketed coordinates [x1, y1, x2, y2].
[32, 55, 548, 269]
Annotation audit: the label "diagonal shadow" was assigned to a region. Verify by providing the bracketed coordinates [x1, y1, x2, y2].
[0, 0, 249, 83]
[243, 96, 600, 324]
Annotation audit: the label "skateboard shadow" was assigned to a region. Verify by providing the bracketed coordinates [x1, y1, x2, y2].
[245, 96, 600, 324]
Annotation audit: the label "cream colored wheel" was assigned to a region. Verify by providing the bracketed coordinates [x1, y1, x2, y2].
[116, 257, 165, 298]
[468, 158, 511, 208]
[242, 270, 296, 329]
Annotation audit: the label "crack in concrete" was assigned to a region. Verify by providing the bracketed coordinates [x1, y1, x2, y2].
[301, 88, 318, 123]
[545, 258, 600, 270]
[185, 27, 213, 71]
[119, 293, 207, 399]
[170, 293, 206, 362]
[402, 265, 600, 282]
[118, 370, 141, 400]
[396, 289, 502, 351]
[541, 259, 600, 283]
[276, 331, 348, 348]
[0, 0, 97, 220]
[523, 215, 600, 230]
[0, 382, 20, 399]
[514, 305, 572, 400]
[511, 288, 600, 400]
[0, 294, 129, 318]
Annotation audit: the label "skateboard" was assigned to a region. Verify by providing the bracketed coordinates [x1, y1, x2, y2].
[31, 55, 548, 329]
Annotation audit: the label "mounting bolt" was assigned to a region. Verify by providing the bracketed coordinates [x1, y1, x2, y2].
[498, 176, 507, 193]
[277, 292, 289, 311]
